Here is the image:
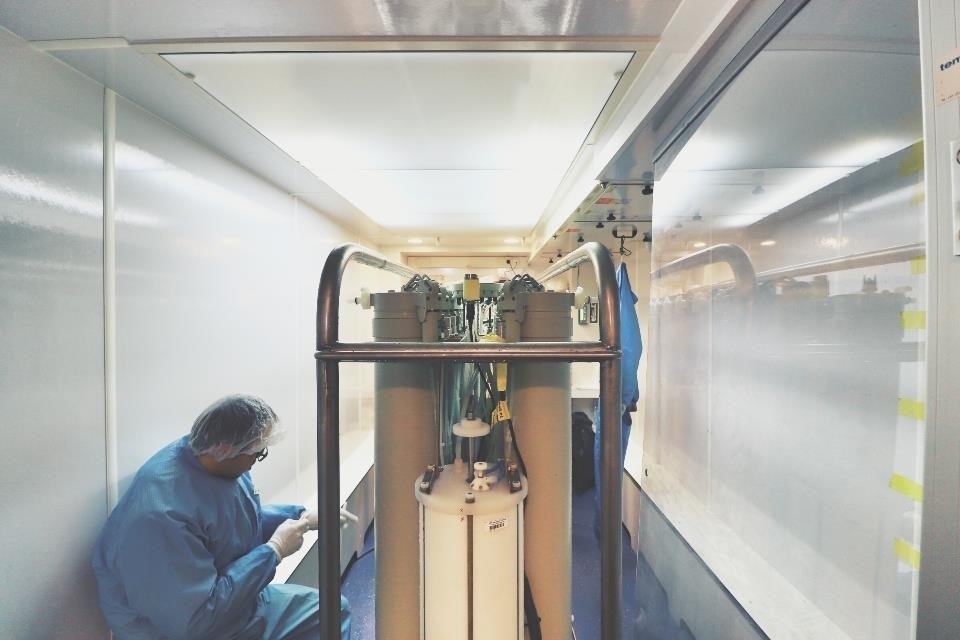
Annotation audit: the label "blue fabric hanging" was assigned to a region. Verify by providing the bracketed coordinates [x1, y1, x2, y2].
[593, 262, 643, 536]
[616, 262, 643, 416]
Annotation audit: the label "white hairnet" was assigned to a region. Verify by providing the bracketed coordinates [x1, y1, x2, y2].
[188, 394, 284, 461]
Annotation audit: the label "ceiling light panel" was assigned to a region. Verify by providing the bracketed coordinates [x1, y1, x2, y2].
[165, 51, 632, 230]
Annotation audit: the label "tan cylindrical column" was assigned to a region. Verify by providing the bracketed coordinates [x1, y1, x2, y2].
[373, 292, 438, 640]
[504, 291, 573, 640]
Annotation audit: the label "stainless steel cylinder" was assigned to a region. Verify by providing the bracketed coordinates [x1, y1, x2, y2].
[503, 290, 574, 640]
[373, 291, 438, 640]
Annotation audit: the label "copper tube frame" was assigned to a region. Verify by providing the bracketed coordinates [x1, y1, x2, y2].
[315, 241, 622, 640]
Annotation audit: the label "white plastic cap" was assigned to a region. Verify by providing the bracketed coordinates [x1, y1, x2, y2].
[356, 287, 372, 309]
[452, 417, 491, 438]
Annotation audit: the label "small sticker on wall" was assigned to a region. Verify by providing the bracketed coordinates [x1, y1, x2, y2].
[486, 517, 508, 534]
[936, 48, 960, 104]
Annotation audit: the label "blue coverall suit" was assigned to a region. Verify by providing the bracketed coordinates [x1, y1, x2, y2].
[594, 262, 643, 535]
[92, 436, 351, 640]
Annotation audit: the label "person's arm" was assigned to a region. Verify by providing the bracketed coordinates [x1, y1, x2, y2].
[115, 512, 277, 640]
[261, 503, 305, 541]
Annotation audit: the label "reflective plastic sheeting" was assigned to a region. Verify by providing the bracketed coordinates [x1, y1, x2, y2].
[640, 1, 925, 638]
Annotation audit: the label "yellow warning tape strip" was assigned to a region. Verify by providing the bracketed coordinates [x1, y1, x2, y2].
[889, 473, 924, 502]
[901, 310, 926, 330]
[898, 398, 926, 421]
[894, 537, 921, 569]
[910, 257, 926, 275]
[899, 141, 924, 176]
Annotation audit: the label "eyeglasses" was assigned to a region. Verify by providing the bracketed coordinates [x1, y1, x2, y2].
[253, 447, 269, 462]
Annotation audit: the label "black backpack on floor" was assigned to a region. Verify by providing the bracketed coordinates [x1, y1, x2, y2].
[571, 411, 595, 494]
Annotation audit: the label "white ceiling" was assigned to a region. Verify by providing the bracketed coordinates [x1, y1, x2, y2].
[166, 51, 633, 235]
[0, 0, 679, 41]
[0, 0, 924, 271]
[2, 0, 748, 264]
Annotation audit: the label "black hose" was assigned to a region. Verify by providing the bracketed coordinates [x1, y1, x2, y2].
[473, 364, 529, 477]
[473, 362, 539, 638]
[524, 575, 543, 640]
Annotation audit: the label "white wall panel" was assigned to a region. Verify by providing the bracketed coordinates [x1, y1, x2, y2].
[290, 197, 399, 501]
[0, 27, 109, 640]
[916, 1, 960, 635]
[0, 19, 392, 640]
[113, 97, 388, 507]
[113, 97, 302, 501]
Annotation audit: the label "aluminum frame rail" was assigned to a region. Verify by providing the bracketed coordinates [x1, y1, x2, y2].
[650, 242, 925, 298]
[755, 243, 925, 282]
[314, 241, 623, 640]
[651, 242, 756, 296]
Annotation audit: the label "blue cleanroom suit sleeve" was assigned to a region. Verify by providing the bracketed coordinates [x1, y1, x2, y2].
[114, 512, 278, 640]
[261, 503, 305, 542]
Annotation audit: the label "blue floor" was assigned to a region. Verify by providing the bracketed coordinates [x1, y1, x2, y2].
[341, 489, 639, 639]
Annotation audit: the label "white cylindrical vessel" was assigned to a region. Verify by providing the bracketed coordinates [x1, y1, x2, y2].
[416, 463, 528, 640]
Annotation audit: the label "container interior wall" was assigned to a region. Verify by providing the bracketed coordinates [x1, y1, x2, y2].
[113, 96, 392, 504]
[0, 24, 109, 640]
[640, 1, 926, 638]
[916, 0, 960, 634]
[0, 24, 390, 638]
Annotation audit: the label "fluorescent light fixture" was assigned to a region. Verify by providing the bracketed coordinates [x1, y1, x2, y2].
[407, 237, 423, 244]
[165, 51, 632, 232]
[692, 241, 707, 248]
[760, 239, 777, 246]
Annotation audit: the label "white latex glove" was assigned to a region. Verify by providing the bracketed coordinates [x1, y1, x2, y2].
[266, 518, 310, 563]
[300, 508, 318, 530]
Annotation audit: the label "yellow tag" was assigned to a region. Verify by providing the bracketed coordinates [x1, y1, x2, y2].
[894, 537, 921, 569]
[491, 401, 511, 424]
[496, 362, 508, 392]
[463, 277, 480, 301]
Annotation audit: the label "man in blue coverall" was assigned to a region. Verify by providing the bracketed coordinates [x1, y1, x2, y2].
[92, 394, 351, 640]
